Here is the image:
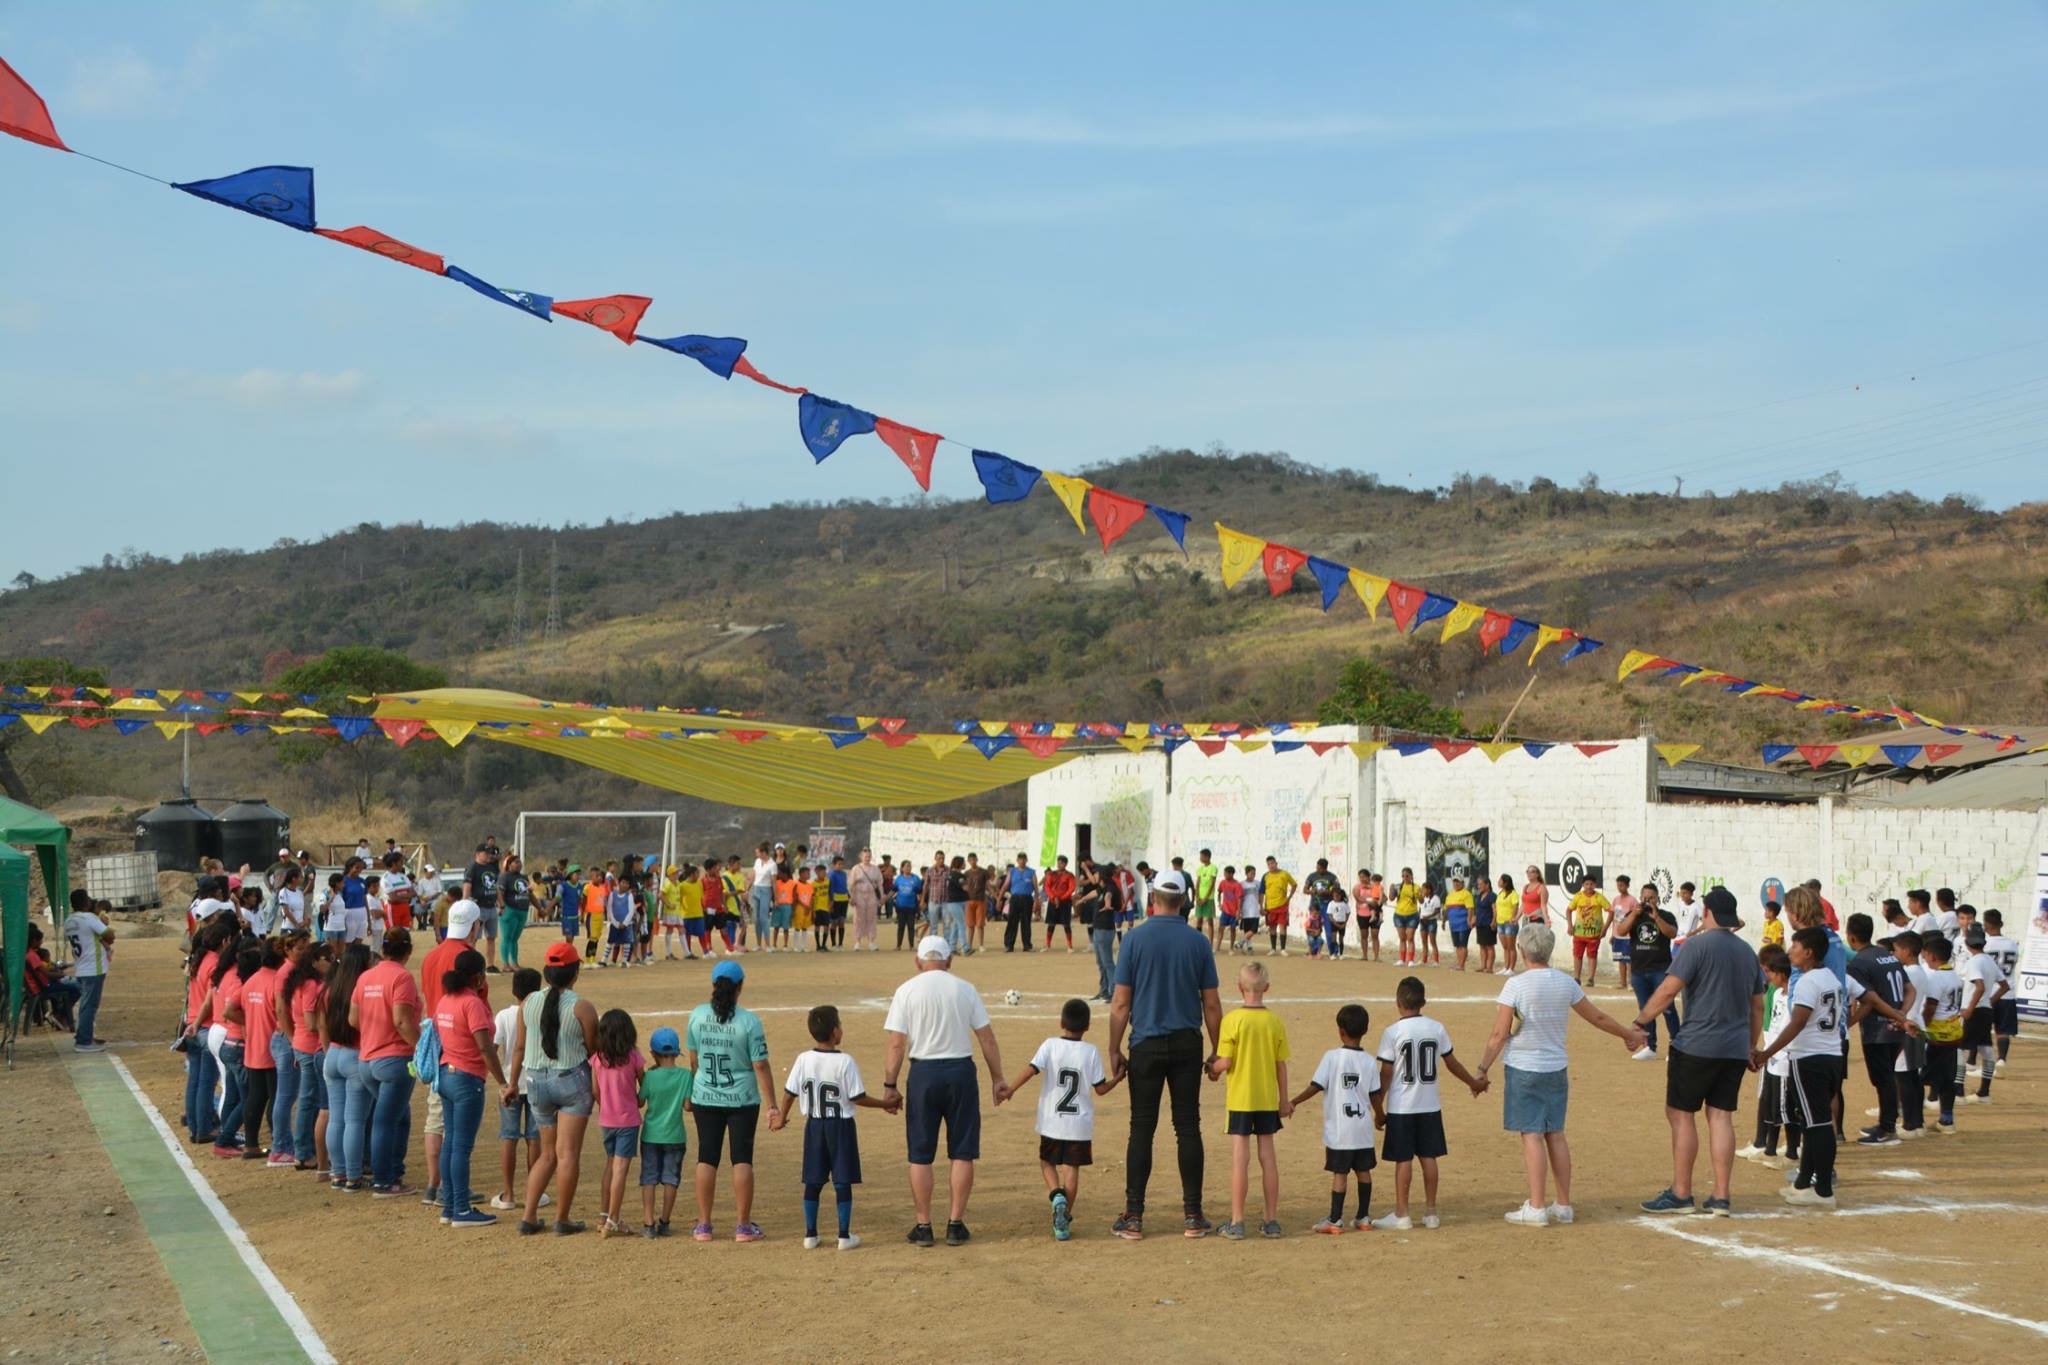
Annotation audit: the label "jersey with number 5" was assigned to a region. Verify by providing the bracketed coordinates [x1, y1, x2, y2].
[1030, 1036, 1106, 1141]
[1376, 1015, 1455, 1115]
[783, 1048, 865, 1119]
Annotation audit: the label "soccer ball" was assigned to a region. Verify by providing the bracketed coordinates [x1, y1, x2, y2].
[1004, 989, 1023, 1007]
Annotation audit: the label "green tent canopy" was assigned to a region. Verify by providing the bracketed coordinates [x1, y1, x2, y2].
[0, 796, 70, 1062]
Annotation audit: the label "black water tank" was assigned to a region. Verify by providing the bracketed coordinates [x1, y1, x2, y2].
[134, 799, 220, 872]
[216, 798, 290, 873]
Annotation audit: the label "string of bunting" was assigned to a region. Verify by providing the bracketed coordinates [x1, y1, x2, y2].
[0, 57, 2015, 748]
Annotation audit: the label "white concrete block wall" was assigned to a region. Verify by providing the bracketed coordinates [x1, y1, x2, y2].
[1165, 729, 1367, 879]
[867, 821, 1032, 869]
[1028, 751, 1171, 869]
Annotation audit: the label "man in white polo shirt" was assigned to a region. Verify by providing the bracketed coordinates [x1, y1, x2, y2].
[883, 935, 1010, 1248]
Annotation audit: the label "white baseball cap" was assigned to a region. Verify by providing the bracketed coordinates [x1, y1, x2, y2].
[1152, 869, 1189, 897]
[916, 934, 953, 962]
[446, 898, 482, 940]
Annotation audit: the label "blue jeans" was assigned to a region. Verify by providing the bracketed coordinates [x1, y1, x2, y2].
[1631, 968, 1680, 1051]
[327, 1045, 365, 1180]
[73, 973, 106, 1045]
[435, 1068, 486, 1218]
[364, 1054, 415, 1187]
[268, 1035, 299, 1160]
[942, 902, 968, 954]
[1092, 928, 1117, 1000]
[216, 1042, 248, 1143]
[294, 1046, 326, 1165]
[184, 1042, 220, 1141]
[750, 884, 773, 941]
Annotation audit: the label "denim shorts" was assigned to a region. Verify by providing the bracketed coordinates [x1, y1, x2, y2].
[497, 1096, 540, 1142]
[639, 1140, 685, 1186]
[526, 1063, 594, 1126]
[1503, 1065, 1569, 1134]
[602, 1125, 641, 1159]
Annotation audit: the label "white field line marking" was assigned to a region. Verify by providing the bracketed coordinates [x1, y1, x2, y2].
[1636, 1218, 2048, 1338]
[1727, 1199, 2048, 1222]
[108, 1056, 337, 1365]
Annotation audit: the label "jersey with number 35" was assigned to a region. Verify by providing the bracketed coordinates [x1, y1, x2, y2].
[1030, 1037, 1106, 1141]
[783, 1048, 866, 1119]
[1376, 1015, 1456, 1116]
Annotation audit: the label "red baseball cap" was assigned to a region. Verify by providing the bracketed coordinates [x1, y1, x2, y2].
[544, 941, 581, 968]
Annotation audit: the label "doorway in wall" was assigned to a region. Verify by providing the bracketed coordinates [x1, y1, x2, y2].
[1073, 823, 1093, 866]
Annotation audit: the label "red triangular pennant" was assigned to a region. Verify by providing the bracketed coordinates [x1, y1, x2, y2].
[195, 722, 231, 737]
[731, 355, 807, 394]
[1018, 735, 1067, 759]
[877, 717, 909, 734]
[1087, 488, 1151, 552]
[728, 730, 768, 744]
[1435, 740, 1473, 761]
[1261, 542, 1308, 596]
[316, 226, 447, 275]
[0, 58, 68, 151]
[1307, 740, 1342, 756]
[1798, 744, 1839, 768]
[72, 715, 109, 729]
[377, 717, 424, 748]
[874, 418, 940, 490]
[1385, 582, 1425, 632]
[1195, 739, 1227, 756]
[1923, 743, 1963, 763]
[1477, 610, 1513, 652]
[877, 731, 917, 748]
[551, 294, 653, 343]
[1573, 743, 1617, 757]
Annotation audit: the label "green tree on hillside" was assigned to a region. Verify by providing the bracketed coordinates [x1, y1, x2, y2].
[1316, 658, 1465, 736]
[0, 656, 107, 804]
[273, 647, 448, 817]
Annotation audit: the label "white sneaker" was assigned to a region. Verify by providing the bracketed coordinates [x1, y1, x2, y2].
[1369, 1212, 1412, 1231]
[803, 1235, 821, 1250]
[1960, 1094, 1981, 1105]
[1995, 1058, 2007, 1075]
[1545, 1203, 1574, 1225]
[1631, 1046, 1658, 1062]
[1781, 1185, 1837, 1210]
[488, 1193, 517, 1210]
[837, 1234, 861, 1250]
[1862, 1107, 1881, 1119]
[1734, 1145, 1765, 1161]
[1896, 1126, 1925, 1140]
[1504, 1202, 1549, 1227]
[1421, 1211, 1441, 1229]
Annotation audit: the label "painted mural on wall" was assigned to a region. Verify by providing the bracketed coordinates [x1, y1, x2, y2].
[1178, 774, 1253, 866]
[1095, 772, 1155, 867]
[1425, 827, 1490, 896]
[1543, 829, 1605, 894]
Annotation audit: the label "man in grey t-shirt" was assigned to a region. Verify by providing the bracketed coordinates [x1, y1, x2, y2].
[1626, 887, 1763, 1216]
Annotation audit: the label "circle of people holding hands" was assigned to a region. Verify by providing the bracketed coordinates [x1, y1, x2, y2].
[159, 826, 2020, 1246]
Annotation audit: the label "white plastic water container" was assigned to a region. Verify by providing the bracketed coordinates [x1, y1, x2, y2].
[87, 850, 161, 909]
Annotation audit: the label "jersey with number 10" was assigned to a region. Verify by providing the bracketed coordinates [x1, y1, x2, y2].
[1030, 1036, 1106, 1141]
[1376, 1015, 1455, 1115]
[783, 1048, 865, 1119]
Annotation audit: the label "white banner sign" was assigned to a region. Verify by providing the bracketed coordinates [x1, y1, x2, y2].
[2017, 850, 2048, 1021]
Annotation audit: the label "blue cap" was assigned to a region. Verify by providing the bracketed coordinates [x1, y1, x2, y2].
[711, 959, 745, 986]
[649, 1026, 681, 1056]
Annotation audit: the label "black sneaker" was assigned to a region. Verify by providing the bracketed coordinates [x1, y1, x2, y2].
[907, 1222, 935, 1248]
[516, 1220, 545, 1236]
[1111, 1211, 1144, 1240]
[1183, 1212, 1213, 1239]
[1856, 1131, 1900, 1146]
[553, 1219, 586, 1236]
[946, 1220, 971, 1246]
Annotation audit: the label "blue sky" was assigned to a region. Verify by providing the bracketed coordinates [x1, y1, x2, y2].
[3, 2, 2045, 583]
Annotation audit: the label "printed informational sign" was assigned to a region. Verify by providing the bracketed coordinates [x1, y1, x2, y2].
[1543, 829, 1605, 894]
[807, 827, 847, 862]
[1425, 827, 1490, 896]
[1040, 806, 1063, 868]
[2017, 850, 2048, 1021]
[1322, 796, 1352, 870]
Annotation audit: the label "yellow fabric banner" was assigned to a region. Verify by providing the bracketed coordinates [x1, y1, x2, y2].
[109, 696, 165, 712]
[1349, 570, 1389, 619]
[436, 719, 477, 747]
[1440, 601, 1485, 642]
[1043, 471, 1091, 534]
[978, 720, 1007, 736]
[1838, 744, 1878, 766]
[1478, 741, 1519, 762]
[21, 713, 64, 734]
[1617, 650, 1659, 681]
[1116, 736, 1149, 753]
[1655, 743, 1701, 766]
[1216, 524, 1264, 589]
[1529, 625, 1568, 664]
[1233, 739, 1268, 753]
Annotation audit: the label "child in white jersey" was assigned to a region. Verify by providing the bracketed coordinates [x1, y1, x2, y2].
[1007, 997, 1122, 1240]
[776, 1005, 894, 1250]
[1370, 976, 1485, 1230]
[1290, 1003, 1384, 1233]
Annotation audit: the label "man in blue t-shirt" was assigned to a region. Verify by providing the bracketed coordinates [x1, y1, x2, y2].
[1107, 870, 1223, 1240]
[1002, 855, 1038, 954]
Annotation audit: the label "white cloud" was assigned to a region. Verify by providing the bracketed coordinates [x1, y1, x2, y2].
[66, 48, 165, 117]
[191, 368, 371, 408]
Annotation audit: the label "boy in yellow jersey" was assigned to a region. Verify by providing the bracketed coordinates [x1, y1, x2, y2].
[582, 873, 608, 960]
[1209, 961, 1291, 1239]
[722, 857, 750, 951]
[1392, 868, 1422, 968]
[1260, 856, 1297, 957]
[660, 865, 689, 960]
[1568, 876, 1612, 987]
[1760, 901, 1785, 949]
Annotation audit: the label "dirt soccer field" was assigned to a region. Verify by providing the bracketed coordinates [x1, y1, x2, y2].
[8, 936, 2045, 1363]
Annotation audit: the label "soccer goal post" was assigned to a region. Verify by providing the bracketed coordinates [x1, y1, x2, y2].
[514, 810, 678, 878]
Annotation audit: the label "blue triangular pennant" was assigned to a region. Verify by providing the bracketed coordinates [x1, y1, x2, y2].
[231, 723, 259, 735]
[444, 264, 553, 321]
[206, 690, 232, 703]
[797, 395, 878, 462]
[172, 165, 316, 230]
[332, 716, 375, 742]
[951, 720, 976, 734]
[824, 715, 857, 730]
[1880, 744, 1921, 767]
[1498, 619, 1538, 656]
[1149, 505, 1190, 552]
[827, 731, 868, 749]
[970, 450, 1041, 504]
[969, 734, 1017, 758]
[1306, 557, 1349, 611]
[1761, 744, 1796, 764]
[113, 718, 150, 735]
[1724, 680, 1759, 695]
[1272, 740, 1305, 753]
[641, 333, 746, 379]
[1162, 736, 1188, 754]
[1412, 593, 1456, 629]
[1392, 741, 1433, 756]
[0, 714, 16, 731]
[1521, 742, 1554, 758]
[1561, 636, 1604, 662]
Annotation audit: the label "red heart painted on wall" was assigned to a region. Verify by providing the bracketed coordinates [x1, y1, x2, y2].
[1300, 821, 1313, 843]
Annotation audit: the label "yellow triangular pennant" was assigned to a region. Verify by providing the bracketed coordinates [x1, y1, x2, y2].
[784, 727, 822, 743]
[87, 687, 113, 700]
[1528, 625, 1567, 664]
[109, 695, 165, 712]
[346, 694, 375, 703]
[1479, 741, 1518, 762]
[235, 691, 265, 703]
[1233, 739, 1268, 753]
[1655, 743, 1701, 766]
[856, 715, 878, 730]
[978, 720, 1007, 736]
[280, 706, 326, 719]
[155, 721, 192, 739]
[1116, 736, 1149, 753]
[24, 685, 49, 697]
[1678, 669, 1716, 688]
[1349, 570, 1389, 619]
[1216, 524, 1264, 589]
[1441, 601, 1486, 642]
[1043, 471, 1091, 534]
[436, 719, 476, 747]
[1348, 740, 1385, 759]
[586, 715, 630, 729]
[22, 713, 64, 734]
[1186, 722, 1213, 738]
[919, 733, 968, 758]
[1049, 722, 1076, 739]
[1838, 744, 1878, 767]
[1617, 649, 1658, 681]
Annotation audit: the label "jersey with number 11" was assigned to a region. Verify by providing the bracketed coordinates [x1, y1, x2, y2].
[1376, 1015, 1456, 1115]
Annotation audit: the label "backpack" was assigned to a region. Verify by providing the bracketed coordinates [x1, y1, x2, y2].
[411, 1014, 442, 1089]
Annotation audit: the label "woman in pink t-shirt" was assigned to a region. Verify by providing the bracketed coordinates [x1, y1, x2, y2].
[432, 948, 507, 1227]
[277, 937, 330, 1172]
[210, 941, 257, 1159]
[349, 928, 423, 1195]
[238, 941, 284, 1162]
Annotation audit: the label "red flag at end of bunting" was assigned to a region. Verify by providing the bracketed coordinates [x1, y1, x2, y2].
[1261, 542, 1308, 596]
[315, 226, 445, 274]
[874, 419, 940, 490]
[552, 295, 653, 343]
[0, 57, 67, 151]
[1088, 488, 1150, 551]
[732, 355, 808, 394]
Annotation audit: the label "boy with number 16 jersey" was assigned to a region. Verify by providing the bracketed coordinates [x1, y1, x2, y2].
[778, 1004, 892, 1250]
